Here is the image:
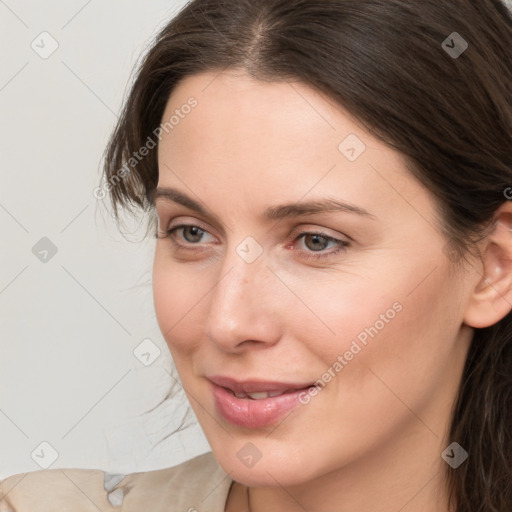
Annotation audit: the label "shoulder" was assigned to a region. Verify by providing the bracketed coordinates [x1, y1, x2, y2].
[0, 452, 233, 512]
[120, 451, 232, 510]
[0, 466, 117, 511]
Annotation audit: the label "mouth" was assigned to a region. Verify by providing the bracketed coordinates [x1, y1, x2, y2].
[208, 375, 314, 396]
[207, 375, 316, 428]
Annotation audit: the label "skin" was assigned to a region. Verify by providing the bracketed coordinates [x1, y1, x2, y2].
[152, 69, 512, 512]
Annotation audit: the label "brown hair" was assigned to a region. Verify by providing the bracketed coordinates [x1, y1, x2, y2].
[102, 1, 512, 510]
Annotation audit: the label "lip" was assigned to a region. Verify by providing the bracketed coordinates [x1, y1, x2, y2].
[207, 375, 315, 428]
[208, 375, 314, 394]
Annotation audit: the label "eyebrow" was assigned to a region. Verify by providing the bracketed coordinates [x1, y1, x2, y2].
[151, 187, 376, 222]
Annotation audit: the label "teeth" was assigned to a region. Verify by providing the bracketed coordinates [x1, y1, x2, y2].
[267, 390, 287, 398]
[227, 388, 292, 399]
[247, 392, 272, 400]
[245, 391, 286, 399]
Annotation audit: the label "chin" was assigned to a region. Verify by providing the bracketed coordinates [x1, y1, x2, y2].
[211, 442, 321, 488]
[227, 463, 310, 488]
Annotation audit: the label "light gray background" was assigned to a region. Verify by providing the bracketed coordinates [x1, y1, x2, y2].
[1, 0, 511, 480]
[0, 0, 210, 480]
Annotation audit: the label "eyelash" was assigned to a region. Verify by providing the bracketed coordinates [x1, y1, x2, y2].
[158, 224, 349, 261]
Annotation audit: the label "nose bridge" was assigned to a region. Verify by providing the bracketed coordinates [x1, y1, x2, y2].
[209, 245, 265, 321]
[205, 242, 279, 348]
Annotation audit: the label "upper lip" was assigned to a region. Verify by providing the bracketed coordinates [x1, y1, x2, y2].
[208, 375, 314, 394]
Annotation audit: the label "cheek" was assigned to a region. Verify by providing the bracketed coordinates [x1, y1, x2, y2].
[297, 261, 460, 394]
[317, 268, 462, 421]
[283, 272, 404, 364]
[152, 254, 204, 352]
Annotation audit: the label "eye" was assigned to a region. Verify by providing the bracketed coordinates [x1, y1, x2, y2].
[293, 231, 349, 260]
[298, 233, 335, 252]
[157, 223, 216, 246]
[157, 222, 349, 261]
[174, 225, 208, 244]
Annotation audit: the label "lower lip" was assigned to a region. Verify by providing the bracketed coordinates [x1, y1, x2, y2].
[209, 382, 310, 428]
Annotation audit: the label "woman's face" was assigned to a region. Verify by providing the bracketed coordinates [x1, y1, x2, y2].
[152, 69, 475, 487]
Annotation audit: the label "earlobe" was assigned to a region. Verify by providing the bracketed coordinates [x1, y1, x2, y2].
[463, 206, 512, 329]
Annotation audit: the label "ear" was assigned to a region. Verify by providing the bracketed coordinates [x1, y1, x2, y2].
[463, 203, 512, 328]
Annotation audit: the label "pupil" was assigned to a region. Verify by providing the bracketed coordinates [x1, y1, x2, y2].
[306, 234, 327, 251]
[185, 226, 202, 242]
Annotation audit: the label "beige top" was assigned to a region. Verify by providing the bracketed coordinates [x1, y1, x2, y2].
[0, 451, 234, 511]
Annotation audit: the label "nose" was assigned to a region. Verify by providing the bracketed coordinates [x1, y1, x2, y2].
[204, 248, 282, 353]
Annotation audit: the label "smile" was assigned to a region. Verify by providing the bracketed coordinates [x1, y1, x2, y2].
[207, 376, 315, 428]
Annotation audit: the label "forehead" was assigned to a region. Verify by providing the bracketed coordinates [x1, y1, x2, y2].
[155, 70, 435, 231]
[159, 70, 372, 178]
[159, 69, 367, 156]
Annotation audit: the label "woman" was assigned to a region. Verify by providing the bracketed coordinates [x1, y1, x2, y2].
[1, 0, 511, 510]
